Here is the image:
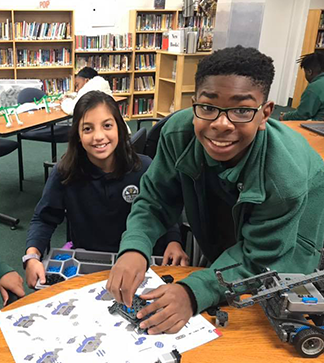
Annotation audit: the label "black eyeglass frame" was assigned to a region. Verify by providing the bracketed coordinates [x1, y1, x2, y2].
[192, 103, 264, 123]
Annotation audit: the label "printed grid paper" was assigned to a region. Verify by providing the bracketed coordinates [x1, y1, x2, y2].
[0, 268, 220, 363]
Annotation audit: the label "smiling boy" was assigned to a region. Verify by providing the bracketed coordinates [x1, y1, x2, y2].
[107, 46, 324, 334]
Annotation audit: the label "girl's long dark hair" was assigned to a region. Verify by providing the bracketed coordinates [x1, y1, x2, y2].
[58, 91, 141, 184]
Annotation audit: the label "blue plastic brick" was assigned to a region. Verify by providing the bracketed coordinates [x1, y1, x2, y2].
[53, 254, 72, 261]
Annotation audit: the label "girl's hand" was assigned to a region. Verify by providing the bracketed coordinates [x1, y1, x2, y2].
[162, 242, 190, 266]
[137, 284, 194, 334]
[0, 271, 25, 306]
[25, 259, 46, 288]
[106, 251, 147, 307]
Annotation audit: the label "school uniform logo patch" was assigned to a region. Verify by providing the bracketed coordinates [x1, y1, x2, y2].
[122, 185, 139, 203]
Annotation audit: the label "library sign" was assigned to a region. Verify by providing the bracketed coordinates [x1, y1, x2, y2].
[39, 0, 51, 8]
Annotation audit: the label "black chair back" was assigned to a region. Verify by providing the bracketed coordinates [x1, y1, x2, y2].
[0, 139, 18, 157]
[130, 127, 147, 154]
[17, 87, 45, 104]
[144, 111, 180, 159]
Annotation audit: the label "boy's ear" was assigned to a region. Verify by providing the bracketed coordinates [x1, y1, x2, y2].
[191, 96, 196, 105]
[258, 101, 274, 131]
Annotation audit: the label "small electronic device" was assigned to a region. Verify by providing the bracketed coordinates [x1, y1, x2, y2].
[300, 122, 324, 137]
[108, 295, 153, 334]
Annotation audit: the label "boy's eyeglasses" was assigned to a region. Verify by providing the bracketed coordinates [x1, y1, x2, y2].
[192, 103, 264, 123]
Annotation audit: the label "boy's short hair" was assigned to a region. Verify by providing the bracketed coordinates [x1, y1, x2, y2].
[195, 45, 275, 100]
[298, 52, 324, 72]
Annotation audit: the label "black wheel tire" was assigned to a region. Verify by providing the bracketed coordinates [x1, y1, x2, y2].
[294, 329, 324, 358]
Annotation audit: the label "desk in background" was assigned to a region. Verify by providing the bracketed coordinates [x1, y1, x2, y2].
[0, 266, 311, 363]
[282, 120, 324, 160]
[0, 96, 127, 137]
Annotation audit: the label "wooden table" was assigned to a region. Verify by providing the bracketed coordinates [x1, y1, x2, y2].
[282, 120, 324, 160]
[0, 96, 126, 137]
[0, 266, 313, 363]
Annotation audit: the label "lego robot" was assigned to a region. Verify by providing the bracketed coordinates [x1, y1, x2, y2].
[215, 253, 324, 358]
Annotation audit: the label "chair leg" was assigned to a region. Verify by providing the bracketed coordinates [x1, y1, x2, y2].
[0, 213, 20, 230]
[44, 163, 49, 183]
[50, 124, 57, 162]
[17, 134, 24, 191]
[51, 142, 57, 162]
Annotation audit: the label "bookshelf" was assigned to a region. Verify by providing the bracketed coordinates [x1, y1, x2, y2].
[154, 50, 210, 118]
[0, 9, 74, 93]
[178, 6, 216, 52]
[292, 9, 323, 108]
[0, 10, 14, 79]
[129, 9, 181, 119]
[74, 34, 133, 119]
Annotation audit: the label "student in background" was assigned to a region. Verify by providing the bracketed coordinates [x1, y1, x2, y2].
[0, 261, 25, 306]
[61, 66, 131, 133]
[61, 67, 112, 116]
[107, 46, 324, 334]
[24, 91, 188, 288]
[280, 52, 324, 121]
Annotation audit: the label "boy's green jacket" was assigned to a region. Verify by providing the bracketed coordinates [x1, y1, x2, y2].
[119, 108, 324, 313]
[0, 261, 14, 280]
[283, 72, 324, 120]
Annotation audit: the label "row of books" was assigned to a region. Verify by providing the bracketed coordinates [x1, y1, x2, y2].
[178, 14, 214, 29]
[134, 76, 155, 91]
[134, 53, 156, 70]
[136, 33, 162, 49]
[14, 21, 72, 40]
[316, 31, 324, 48]
[118, 100, 129, 118]
[76, 54, 130, 72]
[42, 77, 72, 93]
[133, 97, 154, 115]
[16, 48, 72, 67]
[75, 34, 132, 51]
[136, 14, 174, 31]
[0, 20, 12, 40]
[0, 48, 13, 67]
[319, 12, 324, 28]
[108, 76, 130, 93]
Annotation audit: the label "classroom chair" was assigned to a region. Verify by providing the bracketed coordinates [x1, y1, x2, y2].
[130, 127, 147, 154]
[17, 88, 71, 176]
[0, 138, 22, 229]
[0, 138, 23, 192]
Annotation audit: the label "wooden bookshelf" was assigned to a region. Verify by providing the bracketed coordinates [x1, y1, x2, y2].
[154, 50, 210, 118]
[129, 9, 181, 119]
[292, 9, 323, 108]
[74, 34, 133, 118]
[0, 9, 74, 93]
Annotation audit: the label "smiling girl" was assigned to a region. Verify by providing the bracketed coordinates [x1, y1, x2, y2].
[24, 91, 187, 288]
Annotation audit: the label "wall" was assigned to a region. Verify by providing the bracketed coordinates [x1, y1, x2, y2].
[213, 0, 265, 50]
[310, 0, 324, 8]
[2, 0, 183, 34]
[259, 0, 310, 105]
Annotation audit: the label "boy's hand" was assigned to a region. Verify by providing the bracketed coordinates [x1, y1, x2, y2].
[106, 252, 146, 307]
[162, 242, 190, 266]
[0, 271, 25, 306]
[137, 284, 194, 334]
[25, 259, 46, 288]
